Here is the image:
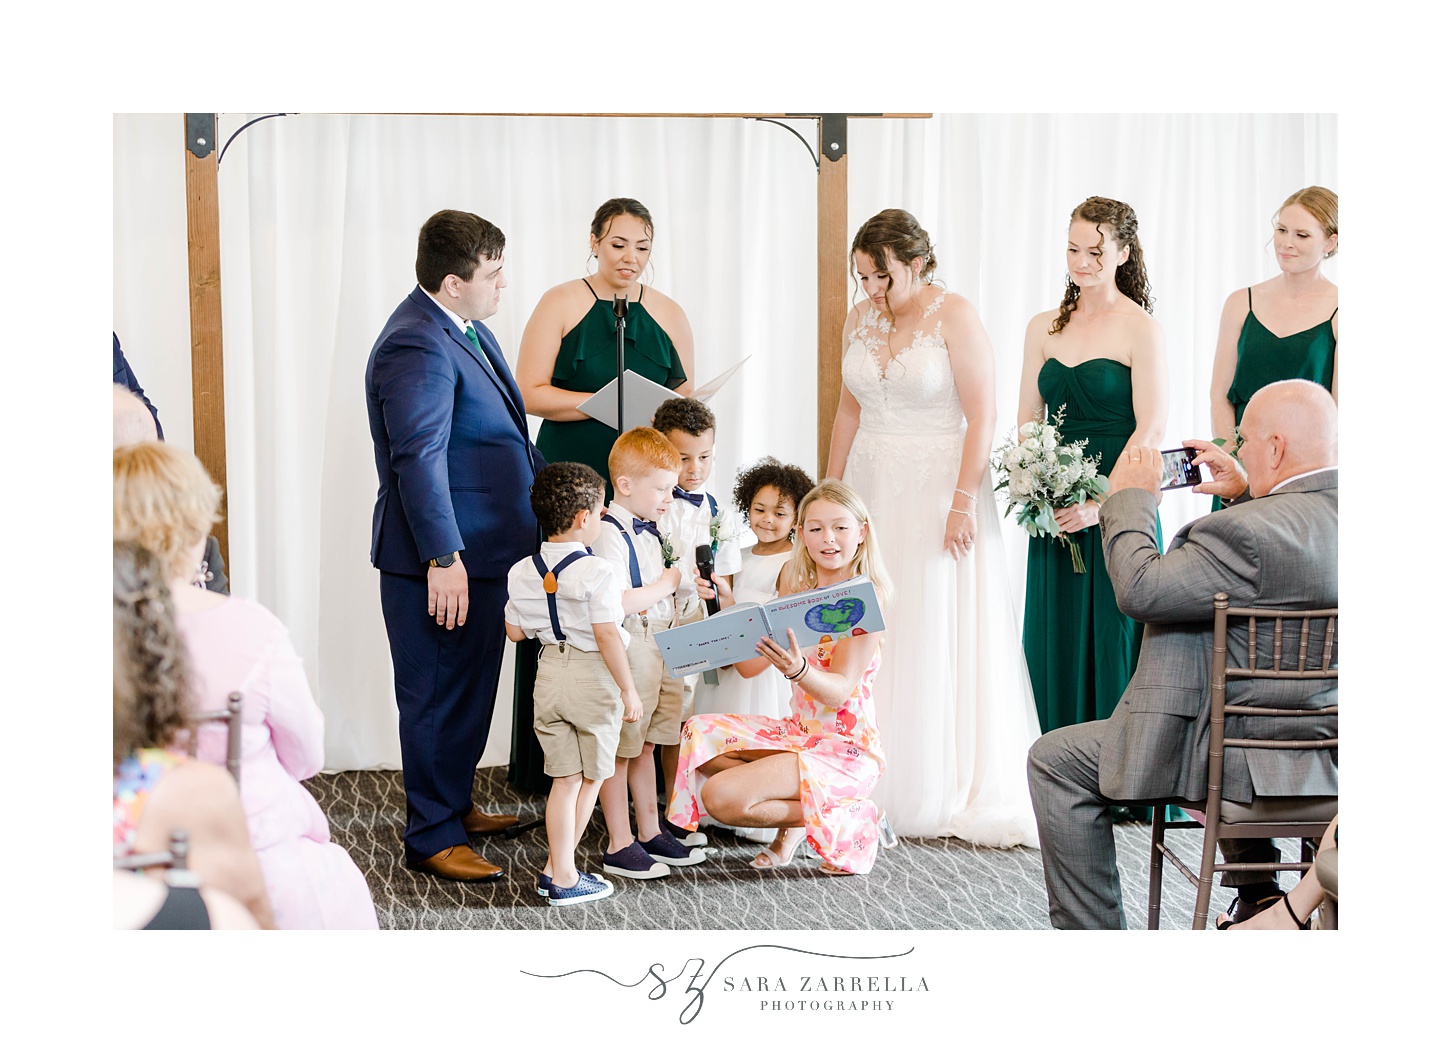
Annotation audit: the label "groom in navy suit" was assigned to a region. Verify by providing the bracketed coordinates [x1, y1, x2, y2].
[366, 210, 545, 881]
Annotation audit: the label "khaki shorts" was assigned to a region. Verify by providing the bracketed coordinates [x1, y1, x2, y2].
[533, 644, 623, 782]
[675, 598, 708, 719]
[617, 615, 685, 758]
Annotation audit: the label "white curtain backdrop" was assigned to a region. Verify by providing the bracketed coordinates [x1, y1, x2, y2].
[112, 113, 1336, 771]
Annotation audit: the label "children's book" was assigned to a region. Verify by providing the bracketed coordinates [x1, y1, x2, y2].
[653, 575, 885, 679]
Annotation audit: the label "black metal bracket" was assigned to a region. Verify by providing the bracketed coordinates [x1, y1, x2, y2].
[218, 113, 294, 167]
[750, 113, 859, 172]
[185, 113, 216, 159]
[749, 117, 820, 170]
[820, 113, 848, 162]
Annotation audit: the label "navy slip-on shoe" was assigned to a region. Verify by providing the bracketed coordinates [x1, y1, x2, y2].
[640, 830, 707, 866]
[546, 872, 615, 907]
[663, 818, 708, 847]
[601, 841, 670, 879]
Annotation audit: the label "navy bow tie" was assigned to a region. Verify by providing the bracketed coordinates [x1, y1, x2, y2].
[632, 518, 661, 539]
[673, 487, 704, 507]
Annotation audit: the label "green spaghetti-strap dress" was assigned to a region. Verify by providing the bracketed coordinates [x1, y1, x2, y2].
[535, 280, 687, 487]
[1023, 358, 1161, 734]
[510, 280, 687, 795]
[1213, 288, 1337, 510]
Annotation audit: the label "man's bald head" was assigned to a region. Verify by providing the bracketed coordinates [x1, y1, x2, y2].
[113, 385, 158, 449]
[1239, 379, 1338, 497]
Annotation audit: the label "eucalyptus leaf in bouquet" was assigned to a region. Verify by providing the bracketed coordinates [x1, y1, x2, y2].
[990, 405, 1109, 574]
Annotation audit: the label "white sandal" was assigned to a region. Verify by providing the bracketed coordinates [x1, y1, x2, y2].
[750, 828, 806, 869]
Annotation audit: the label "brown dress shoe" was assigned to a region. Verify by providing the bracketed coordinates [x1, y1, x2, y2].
[462, 807, 519, 836]
[408, 845, 504, 882]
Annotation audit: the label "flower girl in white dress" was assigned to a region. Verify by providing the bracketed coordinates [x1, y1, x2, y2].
[690, 457, 816, 842]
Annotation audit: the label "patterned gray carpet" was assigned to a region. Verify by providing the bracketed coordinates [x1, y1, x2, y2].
[303, 767, 1300, 930]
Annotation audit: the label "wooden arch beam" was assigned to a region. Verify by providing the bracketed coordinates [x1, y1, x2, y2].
[179, 112, 930, 568]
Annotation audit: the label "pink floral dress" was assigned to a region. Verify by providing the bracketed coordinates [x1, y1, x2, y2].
[667, 639, 885, 874]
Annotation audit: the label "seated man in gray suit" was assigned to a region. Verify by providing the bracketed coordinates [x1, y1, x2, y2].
[1027, 379, 1338, 929]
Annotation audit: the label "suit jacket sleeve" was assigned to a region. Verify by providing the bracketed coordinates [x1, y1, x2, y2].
[1099, 487, 1261, 624]
[371, 334, 463, 563]
[113, 333, 164, 439]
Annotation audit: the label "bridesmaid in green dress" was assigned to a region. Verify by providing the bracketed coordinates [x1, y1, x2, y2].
[509, 198, 695, 794]
[1016, 197, 1167, 737]
[1208, 187, 1338, 510]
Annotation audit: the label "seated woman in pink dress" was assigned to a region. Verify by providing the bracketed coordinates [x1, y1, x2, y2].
[667, 480, 891, 875]
[114, 442, 378, 930]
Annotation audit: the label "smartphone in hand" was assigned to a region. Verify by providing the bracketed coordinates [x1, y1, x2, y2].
[1160, 447, 1205, 490]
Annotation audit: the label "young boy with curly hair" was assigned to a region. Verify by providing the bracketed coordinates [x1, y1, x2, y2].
[505, 462, 642, 906]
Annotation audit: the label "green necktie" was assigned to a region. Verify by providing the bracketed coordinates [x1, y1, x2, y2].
[463, 323, 496, 376]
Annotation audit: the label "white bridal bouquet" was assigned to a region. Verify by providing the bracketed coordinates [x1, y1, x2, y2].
[989, 406, 1109, 574]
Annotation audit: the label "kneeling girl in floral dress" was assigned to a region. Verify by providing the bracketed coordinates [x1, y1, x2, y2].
[666, 479, 892, 875]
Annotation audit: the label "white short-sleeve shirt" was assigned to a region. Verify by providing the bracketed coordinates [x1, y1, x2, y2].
[661, 488, 746, 582]
[594, 503, 675, 623]
[504, 542, 629, 650]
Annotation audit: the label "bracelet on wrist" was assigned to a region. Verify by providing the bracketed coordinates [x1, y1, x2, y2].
[948, 507, 976, 517]
[953, 488, 979, 501]
[785, 657, 809, 681]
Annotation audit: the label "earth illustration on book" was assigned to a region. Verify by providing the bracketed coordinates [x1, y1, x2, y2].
[804, 598, 867, 635]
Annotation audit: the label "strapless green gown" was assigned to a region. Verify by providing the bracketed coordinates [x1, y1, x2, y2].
[1214, 289, 1337, 510]
[1023, 358, 1160, 734]
[509, 282, 686, 796]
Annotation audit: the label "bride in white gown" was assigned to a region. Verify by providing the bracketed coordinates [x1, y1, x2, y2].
[826, 208, 1040, 846]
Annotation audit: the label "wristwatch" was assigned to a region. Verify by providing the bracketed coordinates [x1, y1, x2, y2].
[429, 552, 459, 568]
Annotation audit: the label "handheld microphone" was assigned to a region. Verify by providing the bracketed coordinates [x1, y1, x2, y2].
[613, 295, 629, 323]
[695, 544, 720, 616]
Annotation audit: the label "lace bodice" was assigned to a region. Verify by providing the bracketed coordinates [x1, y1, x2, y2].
[841, 292, 966, 439]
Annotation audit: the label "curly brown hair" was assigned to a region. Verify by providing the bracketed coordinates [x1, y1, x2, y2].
[652, 397, 716, 439]
[113, 541, 194, 763]
[530, 462, 606, 538]
[732, 457, 815, 521]
[1050, 196, 1154, 335]
[850, 209, 938, 328]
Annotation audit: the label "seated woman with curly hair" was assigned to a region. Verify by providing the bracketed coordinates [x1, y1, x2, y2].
[113, 540, 275, 928]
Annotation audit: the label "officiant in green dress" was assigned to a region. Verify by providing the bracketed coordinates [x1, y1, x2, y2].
[509, 198, 694, 793]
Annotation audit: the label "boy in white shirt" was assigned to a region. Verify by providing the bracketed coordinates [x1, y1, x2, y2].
[592, 427, 708, 879]
[651, 397, 748, 846]
[504, 462, 643, 906]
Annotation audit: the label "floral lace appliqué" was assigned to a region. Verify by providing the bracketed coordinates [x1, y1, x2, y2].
[856, 292, 948, 382]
